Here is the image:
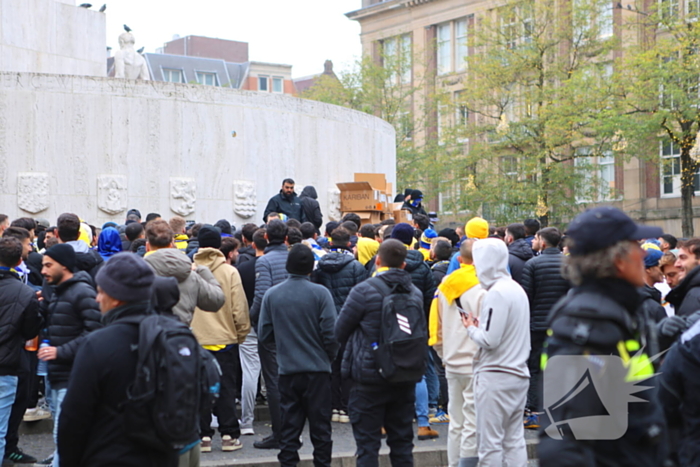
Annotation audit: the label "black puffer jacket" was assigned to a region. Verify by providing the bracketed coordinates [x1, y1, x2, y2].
[250, 243, 289, 327]
[430, 260, 450, 285]
[335, 269, 423, 385]
[520, 248, 570, 333]
[236, 246, 256, 267]
[313, 250, 367, 314]
[263, 191, 304, 223]
[638, 285, 668, 324]
[404, 249, 436, 317]
[666, 265, 700, 317]
[508, 238, 534, 285]
[75, 249, 104, 281]
[45, 271, 103, 388]
[0, 270, 42, 375]
[300, 186, 323, 230]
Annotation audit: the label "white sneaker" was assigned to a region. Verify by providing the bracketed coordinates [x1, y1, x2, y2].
[331, 409, 340, 423]
[240, 427, 255, 436]
[23, 407, 52, 422]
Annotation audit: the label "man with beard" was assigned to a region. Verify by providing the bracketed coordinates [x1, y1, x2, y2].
[263, 179, 304, 223]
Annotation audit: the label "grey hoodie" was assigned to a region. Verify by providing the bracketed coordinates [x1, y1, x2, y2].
[144, 248, 225, 325]
[467, 239, 531, 378]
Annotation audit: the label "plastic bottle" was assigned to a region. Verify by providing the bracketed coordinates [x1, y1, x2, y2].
[37, 340, 49, 376]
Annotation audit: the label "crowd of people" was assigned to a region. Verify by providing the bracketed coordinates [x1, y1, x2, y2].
[0, 177, 696, 467]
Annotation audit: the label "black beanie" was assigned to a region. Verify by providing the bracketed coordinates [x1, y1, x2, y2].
[214, 219, 233, 235]
[198, 225, 222, 249]
[95, 252, 154, 302]
[44, 244, 76, 272]
[286, 244, 314, 276]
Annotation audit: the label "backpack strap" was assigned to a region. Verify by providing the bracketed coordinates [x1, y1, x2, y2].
[455, 296, 464, 312]
[368, 277, 394, 297]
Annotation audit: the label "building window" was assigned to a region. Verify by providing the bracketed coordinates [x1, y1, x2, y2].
[576, 148, 616, 201]
[661, 140, 699, 196]
[598, 0, 613, 38]
[381, 34, 412, 85]
[437, 23, 452, 75]
[196, 72, 217, 86]
[501, 156, 519, 179]
[455, 19, 468, 72]
[688, 0, 700, 19]
[272, 77, 283, 93]
[258, 76, 269, 92]
[659, 0, 679, 21]
[163, 68, 184, 83]
[400, 34, 412, 84]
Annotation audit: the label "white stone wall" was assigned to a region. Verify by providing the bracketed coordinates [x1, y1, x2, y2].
[0, 72, 397, 227]
[0, 0, 106, 77]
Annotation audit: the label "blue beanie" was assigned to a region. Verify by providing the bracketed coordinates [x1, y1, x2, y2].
[644, 248, 664, 268]
[391, 223, 415, 246]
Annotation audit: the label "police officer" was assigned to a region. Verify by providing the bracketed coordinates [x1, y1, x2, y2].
[537, 206, 667, 467]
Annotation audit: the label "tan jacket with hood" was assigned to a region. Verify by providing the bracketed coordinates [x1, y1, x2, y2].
[191, 247, 250, 346]
[144, 248, 225, 325]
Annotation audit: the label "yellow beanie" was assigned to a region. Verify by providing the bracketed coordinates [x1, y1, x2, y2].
[465, 217, 489, 239]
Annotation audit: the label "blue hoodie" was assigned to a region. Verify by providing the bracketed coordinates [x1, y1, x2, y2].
[97, 227, 122, 261]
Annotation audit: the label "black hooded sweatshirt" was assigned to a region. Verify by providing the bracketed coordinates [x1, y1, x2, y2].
[300, 186, 323, 230]
[508, 238, 534, 285]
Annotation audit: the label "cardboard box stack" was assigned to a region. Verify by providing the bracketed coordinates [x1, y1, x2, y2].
[336, 173, 413, 225]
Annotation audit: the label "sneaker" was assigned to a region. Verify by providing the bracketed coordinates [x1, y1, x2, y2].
[240, 427, 255, 436]
[338, 410, 350, 423]
[524, 413, 539, 430]
[23, 407, 51, 422]
[331, 409, 340, 423]
[429, 410, 450, 424]
[37, 455, 53, 465]
[417, 426, 439, 440]
[200, 436, 212, 453]
[222, 435, 243, 452]
[428, 407, 438, 419]
[4, 448, 37, 464]
[254, 434, 280, 450]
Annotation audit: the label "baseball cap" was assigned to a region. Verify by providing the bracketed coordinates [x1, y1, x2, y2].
[566, 206, 663, 256]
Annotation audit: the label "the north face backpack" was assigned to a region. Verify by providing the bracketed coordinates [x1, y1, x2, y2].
[121, 314, 221, 453]
[369, 277, 427, 383]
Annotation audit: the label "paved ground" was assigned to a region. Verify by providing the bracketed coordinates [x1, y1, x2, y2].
[13, 419, 539, 466]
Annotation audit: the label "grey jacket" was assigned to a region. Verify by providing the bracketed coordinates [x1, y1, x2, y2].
[144, 248, 225, 325]
[249, 243, 289, 327]
[259, 275, 339, 375]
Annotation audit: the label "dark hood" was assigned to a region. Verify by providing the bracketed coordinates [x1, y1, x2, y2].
[377, 268, 415, 291]
[508, 238, 534, 262]
[75, 249, 104, 273]
[667, 265, 700, 308]
[318, 251, 355, 273]
[639, 284, 662, 304]
[300, 186, 318, 199]
[404, 249, 425, 272]
[56, 270, 94, 292]
[151, 276, 180, 315]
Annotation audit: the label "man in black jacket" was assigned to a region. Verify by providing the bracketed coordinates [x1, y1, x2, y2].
[336, 239, 424, 466]
[249, 220, 289, 449]
[39, 244, 102, 467]
[299, 186, 323, 231]
[0, 237, 41, 462]
[520, 227, 570, 429]
[312, 227, 367, 423]
[505, 223, 534, 285]
[666, 238, 700, 317]
[537, 207, 666, 467]
[58, 253, 178, 467]
[263, 179, 304, 223]
[236, 223, 258, 267]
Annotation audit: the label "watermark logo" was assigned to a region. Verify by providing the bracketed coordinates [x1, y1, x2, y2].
[542, 353, 660, 441]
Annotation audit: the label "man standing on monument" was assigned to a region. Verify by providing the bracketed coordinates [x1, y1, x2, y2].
[263, 179, 304, 223]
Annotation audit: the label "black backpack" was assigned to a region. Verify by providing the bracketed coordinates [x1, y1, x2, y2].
[369, 277, 427, 383]
[121, 314, 221, 453]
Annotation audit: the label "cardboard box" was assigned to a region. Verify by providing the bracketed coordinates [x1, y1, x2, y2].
[337, 182, 385, 212]
[391, 203, 413, 224]
[354, 173, 387, 192]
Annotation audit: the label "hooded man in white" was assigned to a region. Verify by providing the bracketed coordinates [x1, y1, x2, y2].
[462, 238, 530, 467]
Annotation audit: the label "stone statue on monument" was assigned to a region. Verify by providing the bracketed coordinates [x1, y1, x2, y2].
[114, 32, 150, 80]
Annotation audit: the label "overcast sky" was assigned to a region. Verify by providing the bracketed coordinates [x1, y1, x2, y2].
[98, 0, 363, 78]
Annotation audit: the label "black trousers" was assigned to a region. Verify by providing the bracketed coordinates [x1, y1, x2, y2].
[331, 342, 350, 412]
[278, 372, 332, 467]
[200, 347, 241, 438]
[348, 382, 415, 467]
[527, 330, 547, 412]
[5, 349, 33, 455]
[258, 338, 282, 440]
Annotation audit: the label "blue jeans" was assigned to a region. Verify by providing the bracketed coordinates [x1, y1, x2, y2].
[415, 376, 429, 427]
[0, 376, 18, 461]
[425, 350, 439, 409]
[51, 388, 67, 467]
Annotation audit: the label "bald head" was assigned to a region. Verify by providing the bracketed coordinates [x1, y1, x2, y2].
[459, 239, 475, 265]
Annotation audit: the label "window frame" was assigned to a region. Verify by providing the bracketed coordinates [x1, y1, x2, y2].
[272, 76, 284, 93]
[258, 75, 269, 92]
[195, 71, 218, 86]
[162, 68, 184, 83]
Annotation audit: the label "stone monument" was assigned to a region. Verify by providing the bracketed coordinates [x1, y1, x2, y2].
[114, 32, 150, 80]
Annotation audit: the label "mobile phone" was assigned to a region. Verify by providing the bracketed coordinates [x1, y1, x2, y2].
[457, 306, 468, 317]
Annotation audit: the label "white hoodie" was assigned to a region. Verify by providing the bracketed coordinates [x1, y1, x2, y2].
[467, 239, 531, 379]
